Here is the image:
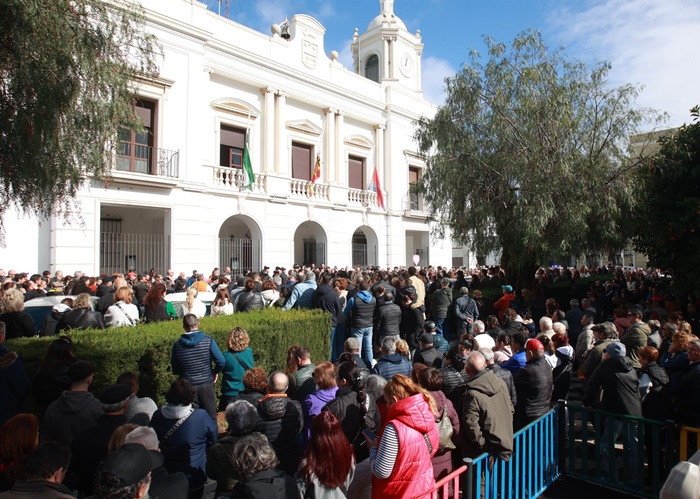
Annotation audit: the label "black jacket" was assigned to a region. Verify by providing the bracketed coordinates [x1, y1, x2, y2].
[514, 355, 553, 428]
[323, 386, 379, 462]
[311, 283, 342, 326]
[583, 356, 642, 417]
[639, 361, 670, 421]
[374, 297, 401, 339]
[0, 311, 35, 339]
[234, 290, 265, 312]
[678, 361, 700, 426]
[253, 395, 303, 475]
[488, 363, 517, 408]
[57, 309, 105, 332]
[230, 468, 299, 499]
[413, 346, 443, 368]
[399, 300, 424, 350]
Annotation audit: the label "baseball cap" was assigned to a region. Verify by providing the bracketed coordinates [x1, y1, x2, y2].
[605, 341, 626, 359]
[100, 443, 163, 487]
[502, 285, 513, 293]
[418, 333, 434, 345]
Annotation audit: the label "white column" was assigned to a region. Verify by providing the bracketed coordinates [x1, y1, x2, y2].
[374, 125, 390, 191]
[324, 108, 336, 183]
[382, 37, 390, 80]
[261, 88, 275, 173]
[275, 91, 287, 175]
[416, 50, 423, 92]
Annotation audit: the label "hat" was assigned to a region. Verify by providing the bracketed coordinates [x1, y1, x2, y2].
[68, 361, 95, 382]
[102, 276, 114, 285]
[418, 333, 434, 345]
[605, 341, 626, 359]
[99, 384, 132, 404]
[100, 443, 163, 487]
[502, 285, 513, 293]
[460, 286, 469, 295]
[525, 338, 544, 351]
[127, 271, 137, 278]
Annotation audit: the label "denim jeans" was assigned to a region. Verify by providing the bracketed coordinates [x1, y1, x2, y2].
[329, 326, 338, 362]
[351, 326, 373, 366]
[600, 417, 641, 485]
[434, 317, 445, 337]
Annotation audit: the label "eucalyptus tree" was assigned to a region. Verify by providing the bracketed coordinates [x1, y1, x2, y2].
[414, 30, 661, 285]
[0, 0, 159, 235]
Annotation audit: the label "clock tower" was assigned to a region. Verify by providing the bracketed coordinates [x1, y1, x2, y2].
[351, 0, 423, 92]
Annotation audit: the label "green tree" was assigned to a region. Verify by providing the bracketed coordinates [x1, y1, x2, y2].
[634, 106, 700, 294]
[414, 30, 660, 286]
[0, 0, 159, 234]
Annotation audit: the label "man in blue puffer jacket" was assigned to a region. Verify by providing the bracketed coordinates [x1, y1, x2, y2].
[171, 314, 225, 421]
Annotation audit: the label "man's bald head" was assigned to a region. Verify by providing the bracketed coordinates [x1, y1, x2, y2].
[114, 277, 127, 289]
[465, 351, 487, 377]
[267, 372, 289, 394]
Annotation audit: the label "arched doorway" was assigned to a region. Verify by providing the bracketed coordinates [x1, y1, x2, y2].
[218, 215, 262, 274]
[352, 226, 378, 268]
[293, 221, 327, 266]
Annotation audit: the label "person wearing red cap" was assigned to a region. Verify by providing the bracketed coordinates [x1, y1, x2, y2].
[513, 338, 553, 430]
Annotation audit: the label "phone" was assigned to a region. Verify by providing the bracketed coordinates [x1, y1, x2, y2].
[362, 429, 377, 442]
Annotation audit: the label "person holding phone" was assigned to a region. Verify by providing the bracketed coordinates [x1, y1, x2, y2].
[363, 374, 439, 498]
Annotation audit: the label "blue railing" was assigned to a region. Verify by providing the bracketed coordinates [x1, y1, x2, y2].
[458, 407, 560, 499]
[562, 401, 674, 498]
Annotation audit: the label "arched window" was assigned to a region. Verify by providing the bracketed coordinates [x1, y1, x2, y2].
[365, 55, 379, 82]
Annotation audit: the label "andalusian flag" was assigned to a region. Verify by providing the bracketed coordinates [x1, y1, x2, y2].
[242, 132, 254, 191]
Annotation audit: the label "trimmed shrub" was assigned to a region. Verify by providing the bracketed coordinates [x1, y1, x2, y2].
[7, 308, 331, 407]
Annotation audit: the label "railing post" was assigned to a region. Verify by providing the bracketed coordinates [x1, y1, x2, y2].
[557, 400, 566, 477]
[462, 458, 473, 499]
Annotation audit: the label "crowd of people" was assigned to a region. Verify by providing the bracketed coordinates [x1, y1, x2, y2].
[0, 263, 698, 498]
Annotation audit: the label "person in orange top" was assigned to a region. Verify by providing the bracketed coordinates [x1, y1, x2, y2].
[494, 285, 516, 319]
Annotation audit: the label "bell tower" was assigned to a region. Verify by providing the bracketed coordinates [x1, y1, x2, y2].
[351, 0, 423, 92]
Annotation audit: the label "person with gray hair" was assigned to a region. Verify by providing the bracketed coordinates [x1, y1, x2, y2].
[580, 322, 617, 381]
[371, 337, 412, 381]
[428, 277, 453, 338]
[230, 434, 298, 497]
[539, 316, 554, 339]
[282, 270, 318, 310]
[363, 374, 388, 403]
[460, 351, 514, 460]
[454, 286, 479, 336]
[207, 400, 260, 496]
[480, 348, 517, 407]
[125, 427, 189, 499]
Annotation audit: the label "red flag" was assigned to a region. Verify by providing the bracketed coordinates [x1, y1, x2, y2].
[370, 166, 385, 209]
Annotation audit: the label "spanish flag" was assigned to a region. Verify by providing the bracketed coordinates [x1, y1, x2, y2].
[311, 154, 321, 184]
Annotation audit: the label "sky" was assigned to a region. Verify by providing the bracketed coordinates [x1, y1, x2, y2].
[204, 0, 700, 129]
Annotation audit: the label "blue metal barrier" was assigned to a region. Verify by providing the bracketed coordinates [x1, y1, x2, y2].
[462, 407, 560, 499]
[562, 401, 674, 498]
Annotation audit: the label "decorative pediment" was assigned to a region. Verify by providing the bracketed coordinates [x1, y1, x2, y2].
[344, 135, 373, 150]
[211, 98, 260, 119]
[286, 119, 322, 136]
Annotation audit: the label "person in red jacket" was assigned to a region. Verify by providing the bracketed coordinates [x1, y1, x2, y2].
[365, 374, 439, 498]
[494, 285, 516, 319]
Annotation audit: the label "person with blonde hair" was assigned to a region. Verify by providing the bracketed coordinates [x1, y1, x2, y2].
[220, 327, 255, 409]
[0, 289, 35, 339]
[364, 373, 439, 498]
[179, 286, 206, 319]
[104, 287, 139, 327]
[56, 293, 104, 332]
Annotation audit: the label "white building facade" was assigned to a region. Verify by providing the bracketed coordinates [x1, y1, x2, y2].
[1, 0, 453, 275]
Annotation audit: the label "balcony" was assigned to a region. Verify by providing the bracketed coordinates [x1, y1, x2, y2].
[290, 179, 329, 201]
[108, 144, 180, 188]
[402, 192, 427, 219]
[211, 166, 265, 193]
[347, 188, 378, 208]
[116, 143, 179, 178]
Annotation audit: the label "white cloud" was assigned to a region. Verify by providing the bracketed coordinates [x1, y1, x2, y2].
[547, 0, 700, 128]
[421, 56, 456, 106]
[337, 38, 354, 70]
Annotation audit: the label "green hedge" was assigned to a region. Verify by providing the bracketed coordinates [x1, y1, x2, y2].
[6, 309, 331, 408]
